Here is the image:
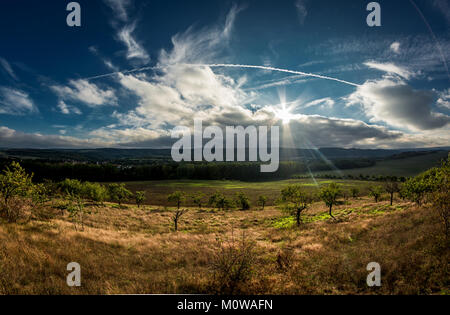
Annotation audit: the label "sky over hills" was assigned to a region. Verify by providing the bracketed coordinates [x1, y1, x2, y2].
[0, 0, 449, 149]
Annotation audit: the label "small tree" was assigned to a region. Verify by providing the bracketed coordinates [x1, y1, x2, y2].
[108, 183, 133, 206]
[167, 191, 186, 210]
[172, 209, 187, 232]
[258, 195, 268, 210]
[369, 186, 383, 203]
[190, 192, 205, 209]
[67, 193, 91, 231]
[135, 191, 146, 208]
[384, 181, 399, 206]
[209, 192, 234, 211]
[235, 192, 251, 210]
[279, 185, 312, 227]
[350, 187, 360, 199]
[319, 183, 341, 220]
[0, 162, 34, 222]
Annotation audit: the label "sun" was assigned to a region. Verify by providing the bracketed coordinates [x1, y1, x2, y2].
[275, 105, 295, 124]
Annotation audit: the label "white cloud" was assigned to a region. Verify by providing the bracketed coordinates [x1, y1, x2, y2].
[345, 77, 450, 131]
[303, 97, 335, 108]
[0, 58, 18, 81]
[51, 79, 117, 107]
[0, 126, 112, 149]
[0, 87, 37, 115]
[436, 88, 450, 109]
[390, 42, 401, 54]
[364, 61, 415, 80]
[118, 23, 150, 63]
[57, 101, 82, 115]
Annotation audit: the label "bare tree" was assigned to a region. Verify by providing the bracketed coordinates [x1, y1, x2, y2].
[172, 209, 187, 232]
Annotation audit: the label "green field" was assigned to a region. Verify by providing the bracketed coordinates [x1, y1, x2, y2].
[123, 178, 374, 207]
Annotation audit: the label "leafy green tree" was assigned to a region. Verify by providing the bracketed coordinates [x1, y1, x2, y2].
[135, 191, 146, 208]
[384, 182, 399, 206]
[0, 162, 34, 222]
[82, 182, 108, 204]
[190, 192, 205, 209]
[209, 192, 234, 211]
[279, 185, 312, 227]
[235, 192, 251, 210]
[319, 183, 341, 220]
[369, 186, 383, 203]
[108, 183, 133, 206]
[59, 178, 84, 196]
[167, 191, 186, 210]
[258, 195, 268, 210]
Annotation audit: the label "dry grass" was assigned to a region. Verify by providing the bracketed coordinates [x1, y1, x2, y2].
[0, 196, 448, 295]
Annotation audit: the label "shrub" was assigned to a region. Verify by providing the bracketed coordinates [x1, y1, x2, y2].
[58, 179, 83, 196]
[258, 195, 268, 210]
[0, 162, 34, 222]
[350, 187, 360, 199]
[209, 192, 234, 211]
[210, 232, 256, 294]
[108, 183, 133, 206]
[235, 192, 251, 210]
[369, 186, 383, 203]
[190, 192, 205, 209]
[135, 191, 146, 208]
[82, 182, 108, 204]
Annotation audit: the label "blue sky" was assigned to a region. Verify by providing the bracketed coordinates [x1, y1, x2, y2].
[0, 0, 449, 149]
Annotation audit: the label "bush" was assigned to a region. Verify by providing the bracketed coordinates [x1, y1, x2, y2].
[235, 192, 251, 210]
[82, 182, 108, 204]
[209, 192, 234, 211]
[108, 183, 133, 206]
[369, 186, 383, 203]
[0, 162, 34, 222]
[258, 195, 268, 210]
[210, 233, 256, 294]
[135, 191, 146, 208]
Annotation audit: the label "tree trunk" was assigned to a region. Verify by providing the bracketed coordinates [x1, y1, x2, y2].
[390, 193, 393, 206]
[329, 205, 336, 220]
[296, 209, 301, 227]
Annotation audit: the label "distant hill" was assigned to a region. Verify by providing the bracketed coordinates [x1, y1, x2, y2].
[0, 147, 448, 162]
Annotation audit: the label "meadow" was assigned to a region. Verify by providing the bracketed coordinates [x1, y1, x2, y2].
[123, 178, 375, 207]
[0, 155, 448, 295]
[0, 195, 447, 295]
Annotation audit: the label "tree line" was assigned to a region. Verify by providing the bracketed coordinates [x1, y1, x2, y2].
[0, 158, 376, 182]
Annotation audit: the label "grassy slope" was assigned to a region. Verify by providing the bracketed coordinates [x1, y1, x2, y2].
[0, 196, 448, 294]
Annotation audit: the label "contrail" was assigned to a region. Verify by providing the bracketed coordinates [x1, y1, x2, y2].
[409, 0, 450, 81]
[186, 63, 360, 87]
[84, 63, 360, 87]
[84, 66, 159, 80]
